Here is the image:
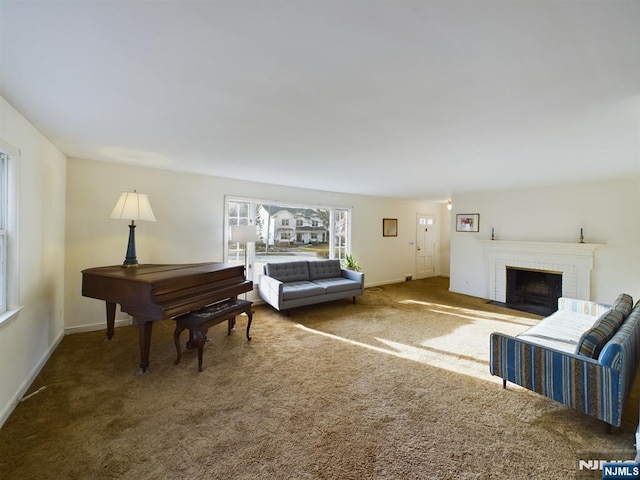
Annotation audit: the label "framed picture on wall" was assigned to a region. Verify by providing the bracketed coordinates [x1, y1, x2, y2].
[383, 218, 398, 237]
[456, 214, 480, 232]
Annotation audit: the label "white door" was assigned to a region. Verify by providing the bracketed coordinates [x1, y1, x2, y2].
[416, 215, 436, 279]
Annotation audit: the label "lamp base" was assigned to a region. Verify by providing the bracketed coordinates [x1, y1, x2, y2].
[122, 222, 139, 267]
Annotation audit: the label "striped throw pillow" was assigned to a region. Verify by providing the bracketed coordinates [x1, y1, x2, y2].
[576, 309, 625, 358]
[612, 293, 634, 318]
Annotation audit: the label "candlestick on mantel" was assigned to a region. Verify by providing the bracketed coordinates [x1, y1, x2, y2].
[579, 227, 584, 243]
[491, 227, 495, 240]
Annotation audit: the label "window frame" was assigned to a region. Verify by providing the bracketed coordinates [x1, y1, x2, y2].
[0, 140, 21, 330]
[224, 195, 353, 283]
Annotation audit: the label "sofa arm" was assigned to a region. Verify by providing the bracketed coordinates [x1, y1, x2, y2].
[258, 274, 284, 310]
[557, 297, 609, 317]
[341, 268, 364, 288]
[490, 332, 622, 426]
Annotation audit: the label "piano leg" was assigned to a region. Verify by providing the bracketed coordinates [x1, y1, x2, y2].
[186, 329, 197, 349]
[246, 309, 253, 341]
[135, 319, 154, 374]
[105, 301, 116, 341]
[186, 330, 208, 349]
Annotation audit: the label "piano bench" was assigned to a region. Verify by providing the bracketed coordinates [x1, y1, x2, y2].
[173, 299, 253, 372]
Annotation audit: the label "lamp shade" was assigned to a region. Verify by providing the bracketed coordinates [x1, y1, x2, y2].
[230, 225, 260, 243]
[110, 191, 156, 222]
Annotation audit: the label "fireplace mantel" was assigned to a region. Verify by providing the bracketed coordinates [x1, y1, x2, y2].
[482, 240, 603, 302]
[481, 240, 602, 257]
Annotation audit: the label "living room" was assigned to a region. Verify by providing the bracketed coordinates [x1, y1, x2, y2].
[0, 1, 639, 478]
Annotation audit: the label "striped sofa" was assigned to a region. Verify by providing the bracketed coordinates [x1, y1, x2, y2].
[490, 294, 640, 429]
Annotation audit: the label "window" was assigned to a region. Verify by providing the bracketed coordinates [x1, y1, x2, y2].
[0, 142, 20, 326]
[0, 151, 7, 314]
[225, 197, 352, 283]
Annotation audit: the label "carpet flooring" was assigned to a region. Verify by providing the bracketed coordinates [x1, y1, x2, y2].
[0, 277, 636, 479]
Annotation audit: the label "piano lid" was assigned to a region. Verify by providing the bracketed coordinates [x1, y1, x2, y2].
[81, 262, 251, 320]
[81, 262, 240, 282]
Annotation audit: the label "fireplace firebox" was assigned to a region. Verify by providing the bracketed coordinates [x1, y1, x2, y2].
[506, 267, 562, 316]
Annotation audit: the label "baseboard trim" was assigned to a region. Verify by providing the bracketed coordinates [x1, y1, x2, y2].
[0, 329, 65, 429]
[448, 287, 490, 302]
[64, 318, 132, 335]
[367, 278, 408, 288]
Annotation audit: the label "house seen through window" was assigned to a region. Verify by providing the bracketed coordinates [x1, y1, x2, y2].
[226, 198, 351, 283]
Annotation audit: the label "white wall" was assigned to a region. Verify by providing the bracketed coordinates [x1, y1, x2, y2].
[0, 96, 67, 426]
[439, 203, 452, 276]
[65, 157, 443, 331]
[449, 177, 640, 304]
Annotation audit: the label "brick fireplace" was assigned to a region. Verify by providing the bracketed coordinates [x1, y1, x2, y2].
[482, 241, 602, 306]
[505, 266, 563, 315]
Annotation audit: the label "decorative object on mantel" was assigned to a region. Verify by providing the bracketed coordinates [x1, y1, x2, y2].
[456, 213, 480, 232]
[383, 218, 398, 237]
[491, 227, 495, 240]
[109, 190, 156, 267]
[447, 200, 452, 211]
[579, 227, 584, 243]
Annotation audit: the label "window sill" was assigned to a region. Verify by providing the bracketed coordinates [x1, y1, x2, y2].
[0, 306, 24, 332]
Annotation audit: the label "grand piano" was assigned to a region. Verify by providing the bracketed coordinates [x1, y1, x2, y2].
[81, 262, 252, 373]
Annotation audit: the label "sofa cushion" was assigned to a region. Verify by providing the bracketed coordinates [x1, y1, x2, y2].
[312, 277, 361, 294]
[516, 308, 597, 354]
[576, 309, 625, 358]
[282, 281, 326, 300]
[612, 293, 634, 318]
[599, 304, 640, 367]
[264, 261, 310, 282]
[308, 259, 342, 280]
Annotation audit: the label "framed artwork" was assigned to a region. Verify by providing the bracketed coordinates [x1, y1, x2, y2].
[456, 214, 480, 232]
[383, 218, 398, 237]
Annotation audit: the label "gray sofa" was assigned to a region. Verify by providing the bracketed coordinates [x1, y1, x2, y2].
[258, 259, 364, 312]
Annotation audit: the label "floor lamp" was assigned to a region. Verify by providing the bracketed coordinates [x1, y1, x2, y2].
[110, 190, 156, 267]
[230, 225, 260, 283]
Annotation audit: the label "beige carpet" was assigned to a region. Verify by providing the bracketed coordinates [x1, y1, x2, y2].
[0, 277, 635, 479]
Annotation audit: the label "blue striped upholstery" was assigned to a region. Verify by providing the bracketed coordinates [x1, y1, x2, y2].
[490, 297, 640, 428]
[558, 297, 609, 317]
[612, 293, 634, 318]
[575, 310, 624, 358]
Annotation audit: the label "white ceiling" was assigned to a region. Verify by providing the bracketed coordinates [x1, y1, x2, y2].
[1, 1, 638, 200]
